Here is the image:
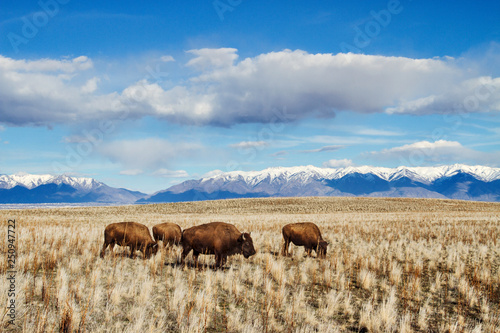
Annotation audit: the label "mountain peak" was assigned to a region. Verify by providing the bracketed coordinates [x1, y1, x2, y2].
[0, 173, 102, 191]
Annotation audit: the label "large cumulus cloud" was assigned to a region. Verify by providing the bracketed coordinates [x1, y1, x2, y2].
[1, 48, 499, 127]
[0, 55, 119, 126]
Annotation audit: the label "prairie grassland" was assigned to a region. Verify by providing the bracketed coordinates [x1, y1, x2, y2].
[0, 197, 499, 332]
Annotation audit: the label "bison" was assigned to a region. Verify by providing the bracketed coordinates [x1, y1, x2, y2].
[100, 222, 158, 259]
[180, 222, 256, 268]
[281, 222, 328, 258]
[152, 222, 182, 247]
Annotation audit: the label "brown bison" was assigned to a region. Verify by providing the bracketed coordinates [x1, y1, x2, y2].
[152, 222, 182, 247]
[180, 222, 256, 268]
[282, 222, 328, 258]
[100, 222, 158, 259]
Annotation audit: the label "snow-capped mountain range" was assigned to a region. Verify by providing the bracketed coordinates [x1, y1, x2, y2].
[140, 164, 500, 203]
[199, 164, 500, 185]
[0, 173, 146, 204]
[0, 173, 101, 191]
[1, 164, 500, 205]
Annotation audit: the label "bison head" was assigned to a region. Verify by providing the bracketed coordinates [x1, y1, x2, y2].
[145, 243, 159, 258]
[317, 240, 329, 258]
[238, 233, 256, 258]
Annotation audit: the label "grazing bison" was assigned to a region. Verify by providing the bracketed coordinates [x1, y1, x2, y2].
[152, 222, 182, 247]
[100, 222, 158, 259]
[282, 222, 328, 258]
[180, 222, 256, 268]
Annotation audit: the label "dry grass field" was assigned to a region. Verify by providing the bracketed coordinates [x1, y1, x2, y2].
[0, 197, 499, 332]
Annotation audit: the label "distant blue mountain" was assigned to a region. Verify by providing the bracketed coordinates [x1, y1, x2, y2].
[136, 189, 270, 203]
[324, 172, 392, 195]
[0, 184, 76, 203]
[426, 173, 500, 200]
[139, 165, 500, 203]
[0, 174, 146, 204]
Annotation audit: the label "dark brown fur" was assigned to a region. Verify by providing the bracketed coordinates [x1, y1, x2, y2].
[100, 222, 158, 259]
[282, 222, 328, 258]
[180, 222, 256, 268]
[152, 222, 182, 247]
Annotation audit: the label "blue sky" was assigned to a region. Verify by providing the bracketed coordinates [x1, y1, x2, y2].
[1, 0, 499, 193]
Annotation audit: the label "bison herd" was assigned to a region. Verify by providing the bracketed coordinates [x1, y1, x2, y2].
[100, 221, 329, 268]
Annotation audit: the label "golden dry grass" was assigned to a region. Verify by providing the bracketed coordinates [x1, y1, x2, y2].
[0, 197, 499, 332]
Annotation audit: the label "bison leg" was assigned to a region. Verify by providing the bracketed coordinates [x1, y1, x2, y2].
[215, 253, 225, 268]
[100, 239, 117, 258]
[281, 238, 290, 256]
[140, 244, 148, 259]
[129, 245, 137, 259]
[192, 250, 200, 268]
[312, 246, 319, 258]
[165, 240, 174, 252]
[100, 241, 108, 258]
[181, 245, 192, 264]
[100, 233, 116, 258]
[305, 247, 313, 257]
[108, 242, 116, 257]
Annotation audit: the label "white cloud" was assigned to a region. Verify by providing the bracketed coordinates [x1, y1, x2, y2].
[185, 48, 238, 71]
[120, 169, 144, 176]
[368, 140, 500, 166]
[229, 141, 270, 149]
[81, 77, 100, 94]
[118, 80, 216, 125]
[386, 77, 500, 115]
[379, 140, 460, 154]
[300, 145, 344, 153]
[201, 169, 224, 178]
[161, 55, 175, 62]
[307, 135, 396, 145]
[0, 55, 119, 126]
[322, 159, 354, 168]
[98, 138, 201, 170]
[0, 55, 93, 73]
[271, 151, 288, 157]
[152, 168, 189, 178]
[353, 128, 403, 136]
